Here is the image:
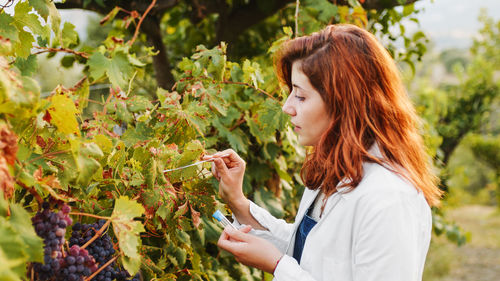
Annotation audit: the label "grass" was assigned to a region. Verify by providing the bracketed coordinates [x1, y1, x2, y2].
[423, 205, 500, 281]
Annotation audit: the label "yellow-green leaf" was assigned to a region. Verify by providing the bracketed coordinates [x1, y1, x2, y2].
[47, 94, 80, 135]
[111, 196, 145, 275]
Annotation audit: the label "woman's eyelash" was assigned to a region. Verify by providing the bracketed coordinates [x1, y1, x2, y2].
[294, 94, 305, 101]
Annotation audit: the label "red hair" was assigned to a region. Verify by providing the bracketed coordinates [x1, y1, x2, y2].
[275, 24, 442, 207]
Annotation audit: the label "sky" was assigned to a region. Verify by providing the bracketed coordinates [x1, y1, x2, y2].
[3, 0, 500, 50]
[413, 0, 500, 50]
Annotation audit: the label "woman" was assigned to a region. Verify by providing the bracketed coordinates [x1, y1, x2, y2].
[203, 24, 442, 281]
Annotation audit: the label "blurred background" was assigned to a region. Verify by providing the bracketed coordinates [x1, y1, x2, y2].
[3, 0, 499, 280]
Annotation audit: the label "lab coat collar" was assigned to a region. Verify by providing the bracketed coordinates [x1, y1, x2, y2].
[336, 142, 385, 200]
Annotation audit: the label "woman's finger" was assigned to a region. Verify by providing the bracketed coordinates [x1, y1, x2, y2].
[220, 149, 245, 165]
[238, 225, 252, 233]
[210, 162, 220, 180]
[213, 158, 229, 178]
[217, 228, 237, 252]
[224, 225, 252, 242]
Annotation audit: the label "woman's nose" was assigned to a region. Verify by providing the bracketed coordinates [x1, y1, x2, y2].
[282, 96, 296, 116]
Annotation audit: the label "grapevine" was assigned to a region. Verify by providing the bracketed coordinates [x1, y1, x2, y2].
[0, 0, 460, 281]
[30, 202, 143, 281]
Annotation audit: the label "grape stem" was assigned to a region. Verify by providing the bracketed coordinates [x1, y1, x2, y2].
[81, 219, 112, 250]
[69, 212, 110, 220]
[83, 254, 119, 281]
[30, 264, 34, 281]
[15, 180, 43, 206]
[61, 244, 66, 258]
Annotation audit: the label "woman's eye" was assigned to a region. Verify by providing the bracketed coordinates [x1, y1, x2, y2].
[294, 94, 305, 101]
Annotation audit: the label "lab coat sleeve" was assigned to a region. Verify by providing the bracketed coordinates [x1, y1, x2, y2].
[352, 197, 430, 281]
[272, 255, 319, 281]
[232, 200, 295, 253]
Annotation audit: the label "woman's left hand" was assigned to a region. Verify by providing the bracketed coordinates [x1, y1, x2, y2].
[218, 225, 283, 273]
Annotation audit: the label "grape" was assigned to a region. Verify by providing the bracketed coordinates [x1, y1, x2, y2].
[67, 255, 76, 265]
[32, 202, 71, 280]
[56, 245, 96, 281]
[62, 204, 71, 214]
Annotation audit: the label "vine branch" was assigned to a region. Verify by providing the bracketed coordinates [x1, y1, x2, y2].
[128, 0, 157, 46]
[33, 46, 90, 59]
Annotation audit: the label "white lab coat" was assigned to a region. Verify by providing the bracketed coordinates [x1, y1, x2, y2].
[233, 148, 432, 281]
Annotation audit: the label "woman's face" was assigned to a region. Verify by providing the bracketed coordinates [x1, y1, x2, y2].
[282, 61, 331, 146]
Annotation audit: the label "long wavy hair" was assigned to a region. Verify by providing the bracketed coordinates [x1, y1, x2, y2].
[275, 24, 442, 207]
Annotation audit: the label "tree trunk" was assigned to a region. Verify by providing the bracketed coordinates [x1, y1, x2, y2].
[140, 16, 175, 90]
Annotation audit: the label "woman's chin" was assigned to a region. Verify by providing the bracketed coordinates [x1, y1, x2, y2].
[297, 137, 311, 147]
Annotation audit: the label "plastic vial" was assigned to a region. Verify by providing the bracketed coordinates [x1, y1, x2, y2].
[212, 210, 237, 229]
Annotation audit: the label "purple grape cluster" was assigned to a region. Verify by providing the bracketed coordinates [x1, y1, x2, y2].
[31, 202, 72, 280]
[31, 202, 140, 281]
[70, 220, 140, 281]
[70, 220, 115, 264]
[57, 245, 97, 281]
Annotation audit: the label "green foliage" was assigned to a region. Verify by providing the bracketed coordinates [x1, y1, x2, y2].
[2, 0, 497, 280]
[0, 192, 44, 281]
[469, 134, 500, 206]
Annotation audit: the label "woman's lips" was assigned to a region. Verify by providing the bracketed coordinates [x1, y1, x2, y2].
[294, 125, 301, 132]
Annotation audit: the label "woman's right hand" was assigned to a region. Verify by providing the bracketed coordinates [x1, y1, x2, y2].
[203, 149, 247, 209]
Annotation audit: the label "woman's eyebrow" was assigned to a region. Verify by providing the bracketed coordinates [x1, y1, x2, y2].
[292, 83, 303, 90]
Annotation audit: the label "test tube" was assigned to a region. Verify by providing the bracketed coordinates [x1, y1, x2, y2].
[212, 210, 237, 230]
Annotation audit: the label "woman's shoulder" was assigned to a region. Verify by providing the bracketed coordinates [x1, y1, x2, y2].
[338, 162, 425, 210]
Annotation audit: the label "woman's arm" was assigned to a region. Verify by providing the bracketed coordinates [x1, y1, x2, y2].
[218, 225, 320, 281]
[204, 149, 266, 230]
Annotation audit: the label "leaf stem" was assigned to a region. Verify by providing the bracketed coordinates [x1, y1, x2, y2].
[28, 150, 71, 164]
[83, 254, 119, 281]
[69, 212, 110, 220]
[81, 219, 111, 250]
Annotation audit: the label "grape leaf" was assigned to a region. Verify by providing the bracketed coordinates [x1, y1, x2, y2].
[61, 22, 79, 48]
[76, 142, 103, 186]
[29, 0, 60, 37]
[212, 119, 247, 153]
[88, 51, 109, 81]
[144, 158, 157, 187]
[127, 95, 152, 113]
[0, 13, 19, 42]
[29, 0, 51, 20]
[13, 54, 37, 76]
[0, 36, 13, 56]
[92, 134, 113, 154]
[111, 196, 145, 275]
[15, 30, 34, 59]
[47, 94, 80, 135]
[8, 203, 44, 262]
[0, 246, 24, 281]
[12, 1, 49, 40]
[107, 51, 135, 91]
[116, 101, 133, 123]
[75, 78, 89, 111]
[0, 221, 28, 277]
